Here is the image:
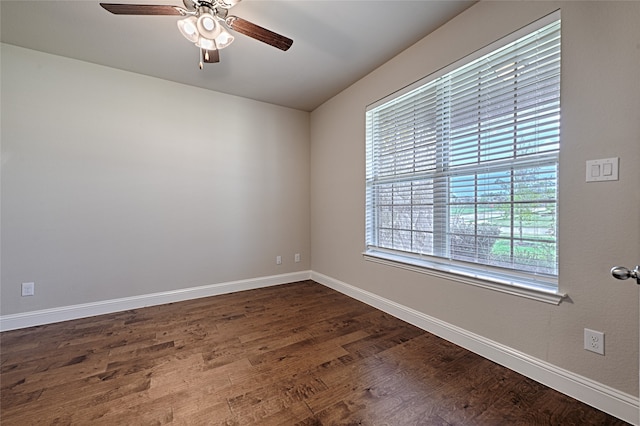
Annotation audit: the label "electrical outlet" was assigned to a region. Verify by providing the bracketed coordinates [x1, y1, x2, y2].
[21, 282, 35, 297]
[294, 253, 301, 263]
[584, 328, 604, 355]
[276, 255, 282, 265]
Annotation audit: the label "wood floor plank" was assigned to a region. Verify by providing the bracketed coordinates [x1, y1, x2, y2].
[0, 280, 629, 425]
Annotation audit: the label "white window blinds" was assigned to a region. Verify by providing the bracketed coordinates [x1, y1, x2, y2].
[365, 15, 561, 292]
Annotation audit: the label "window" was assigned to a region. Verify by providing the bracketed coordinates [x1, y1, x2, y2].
[365, 13, 562, 300]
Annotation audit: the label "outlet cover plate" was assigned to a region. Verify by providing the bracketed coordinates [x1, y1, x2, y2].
[584, 328, 604, 355]
[21, 282, 35, 297]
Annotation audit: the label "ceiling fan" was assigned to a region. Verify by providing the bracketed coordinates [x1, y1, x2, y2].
[100, 0, 293, 68]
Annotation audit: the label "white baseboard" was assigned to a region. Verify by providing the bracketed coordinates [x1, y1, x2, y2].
[311, 271, 640, 426]
[0, 271, 312, 332]
[2, 270, 637, 424]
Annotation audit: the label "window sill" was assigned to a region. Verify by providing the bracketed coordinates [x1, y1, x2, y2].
[363, 250, 566, 305]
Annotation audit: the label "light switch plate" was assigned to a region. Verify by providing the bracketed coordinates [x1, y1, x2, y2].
[586, 157, 619, 182]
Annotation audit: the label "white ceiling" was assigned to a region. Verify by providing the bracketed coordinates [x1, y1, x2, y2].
[1, 0, 475, 111]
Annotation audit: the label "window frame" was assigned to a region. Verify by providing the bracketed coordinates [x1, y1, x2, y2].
[364, 11, 565, 304]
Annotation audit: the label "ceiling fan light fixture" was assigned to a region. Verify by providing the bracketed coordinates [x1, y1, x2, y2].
[196, 36, 216, 51]
[202, 16, 214, 31]
[215, 27, 234, 49]
[196, 12, 220, 39]
[177, 16, 198, 43]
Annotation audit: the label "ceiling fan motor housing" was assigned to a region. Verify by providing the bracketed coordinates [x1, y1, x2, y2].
[216, 0, 239, 9]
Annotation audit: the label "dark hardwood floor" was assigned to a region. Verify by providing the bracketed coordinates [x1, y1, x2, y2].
[1, 280, 629, 425]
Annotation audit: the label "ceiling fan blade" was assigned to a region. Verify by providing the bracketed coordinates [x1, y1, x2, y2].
[202, 48, 220, 64]
[100, 3, 185, 15]
[226, 16, 293, 51]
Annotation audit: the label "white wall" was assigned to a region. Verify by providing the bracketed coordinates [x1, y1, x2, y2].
[311, 0, 640, 398]
[1, 44, 310, 315]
